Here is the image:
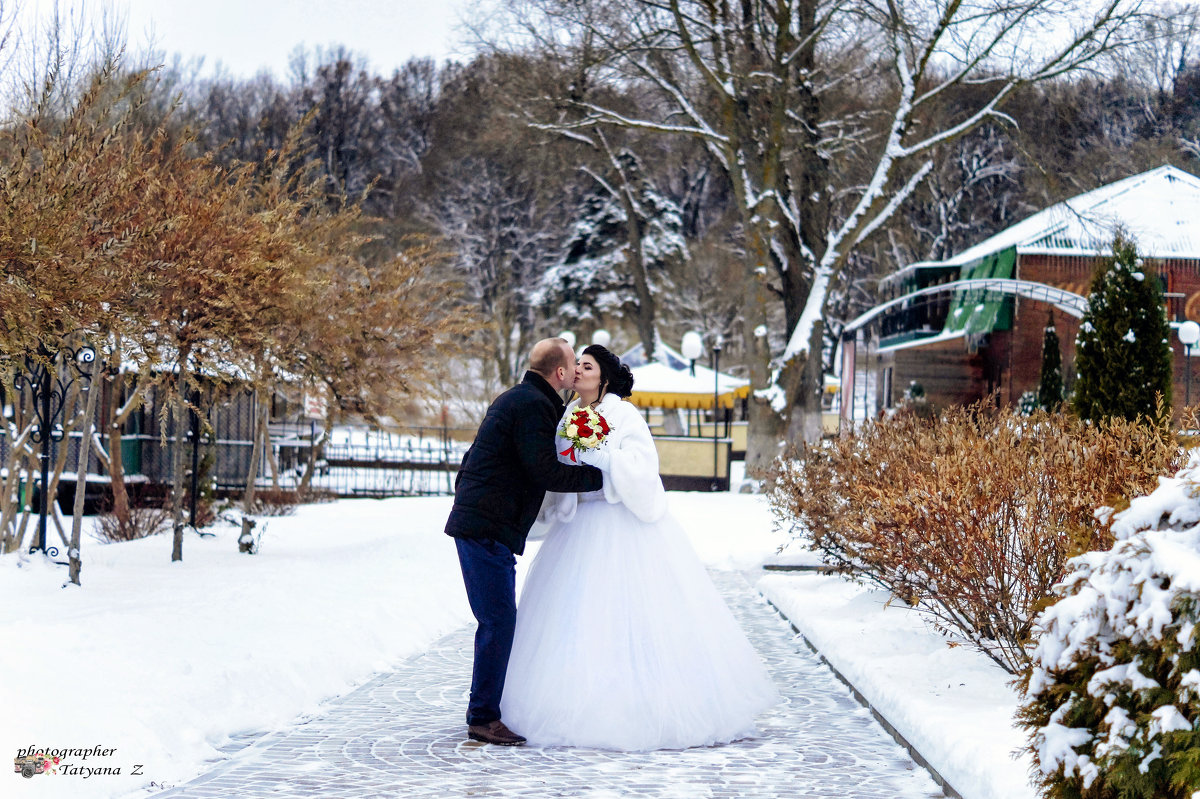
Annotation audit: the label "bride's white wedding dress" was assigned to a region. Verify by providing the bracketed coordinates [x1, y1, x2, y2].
[499, 393, 779, 751]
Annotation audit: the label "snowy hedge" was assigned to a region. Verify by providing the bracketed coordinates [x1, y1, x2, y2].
[1019, 449, 1200, 799]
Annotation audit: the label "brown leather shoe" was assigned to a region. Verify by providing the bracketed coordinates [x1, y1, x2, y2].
[467, 720, 527, 746]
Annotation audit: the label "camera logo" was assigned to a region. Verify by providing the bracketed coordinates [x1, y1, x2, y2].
[13, 752, 59, 778]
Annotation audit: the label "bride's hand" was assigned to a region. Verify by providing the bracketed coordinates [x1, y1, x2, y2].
[576, 445, 611, 471]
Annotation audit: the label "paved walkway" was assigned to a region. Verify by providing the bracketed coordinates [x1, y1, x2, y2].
[151, 572, 943, 798]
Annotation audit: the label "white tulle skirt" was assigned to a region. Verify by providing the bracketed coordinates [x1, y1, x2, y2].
[500, 496, 780, 751]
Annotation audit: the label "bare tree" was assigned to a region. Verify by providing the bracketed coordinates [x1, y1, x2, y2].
[491, 0, 1153, 470]
[422, 156, 563, 385]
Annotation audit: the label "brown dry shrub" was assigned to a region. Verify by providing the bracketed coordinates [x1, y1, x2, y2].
[767, 403, 1185, 674]
[248, 489, 300, 516]
[95, 505, 171, 542]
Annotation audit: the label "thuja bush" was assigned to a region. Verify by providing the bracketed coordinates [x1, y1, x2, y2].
[768, 404, 1183, 674]
[1018, 450, 1200, 798]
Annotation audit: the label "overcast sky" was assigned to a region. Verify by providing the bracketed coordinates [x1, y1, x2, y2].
[20, 0, 479, 79]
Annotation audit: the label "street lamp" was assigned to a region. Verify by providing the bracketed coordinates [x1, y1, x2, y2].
[711, 337, 723, 491]
[558, 330, 576, 350]
[591, 329, 611, 348]
[1180, 321, 1200, 406]
[681, 331, 703, 376]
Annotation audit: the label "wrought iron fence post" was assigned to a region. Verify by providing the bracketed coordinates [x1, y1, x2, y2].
[189, 388, 201, 528]
[17, 343, 96, 557]
[37, 358, 51, 554]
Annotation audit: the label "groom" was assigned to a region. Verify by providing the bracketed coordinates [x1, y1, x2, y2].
[444, 337, 604, 745]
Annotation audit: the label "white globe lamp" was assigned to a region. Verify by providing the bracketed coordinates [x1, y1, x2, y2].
[1180, 321, 1200, 407]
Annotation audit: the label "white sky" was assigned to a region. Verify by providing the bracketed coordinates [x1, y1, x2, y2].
[20, 0, 478, 79]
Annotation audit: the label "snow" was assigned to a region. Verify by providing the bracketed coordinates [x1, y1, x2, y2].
[631, 361, 748, 397]
[908, 166, 1200, 266]
[753, 383, 788, 414]
[2, 488, 1039, 799]
[758, 573, 1036, 799]
[0, 492, 786, 798]
[0, 498, 472, 799]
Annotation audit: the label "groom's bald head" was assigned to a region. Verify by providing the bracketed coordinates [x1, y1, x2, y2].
[529, 338, 576, 390]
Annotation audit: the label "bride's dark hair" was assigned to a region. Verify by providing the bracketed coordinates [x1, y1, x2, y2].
[582, 344, 634, 398]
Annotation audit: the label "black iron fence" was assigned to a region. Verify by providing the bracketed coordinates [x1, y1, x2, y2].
[0, 417, 476, 507]
[269, 422, 472, 498]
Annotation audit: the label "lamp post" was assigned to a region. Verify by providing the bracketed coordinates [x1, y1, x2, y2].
[680, 331, 703, 436]
[558, 330, 576, 351]
[681, 331, 702, 377]
[711, 337, 722, 491]
[591, 329, 611, 348]
[13, 343, 96, 556]
[1179, 321, 1200, 407]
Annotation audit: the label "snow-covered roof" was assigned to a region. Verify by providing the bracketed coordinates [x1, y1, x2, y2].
[906, 165, 1200, 271]
[618, 340, 749, 409]
[629, 361, 748, 396]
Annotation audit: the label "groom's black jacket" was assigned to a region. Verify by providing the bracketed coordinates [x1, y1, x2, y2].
[444, 371, 603, 555]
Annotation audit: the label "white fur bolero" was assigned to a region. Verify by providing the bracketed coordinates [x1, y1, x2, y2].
[538, 393, 668, 525]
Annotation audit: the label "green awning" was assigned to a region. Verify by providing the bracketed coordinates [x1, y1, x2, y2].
[942, 247, 1016, 336]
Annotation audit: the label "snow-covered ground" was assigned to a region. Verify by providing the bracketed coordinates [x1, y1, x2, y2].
[0, 490, 1034, 799]
[757, 573, 1035, 799]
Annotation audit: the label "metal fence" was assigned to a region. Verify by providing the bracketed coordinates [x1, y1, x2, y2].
[0, 416, 475, 505]
[269, 422, 472, 498]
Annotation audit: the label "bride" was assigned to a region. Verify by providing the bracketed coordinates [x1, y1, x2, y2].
[500, 344, 779, 751]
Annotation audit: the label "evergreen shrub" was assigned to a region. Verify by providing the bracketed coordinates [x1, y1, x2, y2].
[1074, 235, 1173, 424]
[1019, 442, 1200, 799]
[1039, 314, 1065, 411]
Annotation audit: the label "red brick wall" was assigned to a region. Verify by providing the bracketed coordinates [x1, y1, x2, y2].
[1015, 253, 1200, 412]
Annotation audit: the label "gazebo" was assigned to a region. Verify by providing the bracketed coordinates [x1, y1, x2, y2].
[620, 341, 750, 412]
[618, 342, 750, 489]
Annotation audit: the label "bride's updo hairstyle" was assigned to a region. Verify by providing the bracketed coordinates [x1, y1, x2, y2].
[583, 344, 635, 399]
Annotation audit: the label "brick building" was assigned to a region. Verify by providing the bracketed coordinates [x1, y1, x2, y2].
[839, 165, 1200, 421]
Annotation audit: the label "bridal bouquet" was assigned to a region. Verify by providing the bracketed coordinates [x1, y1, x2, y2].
[558, 406, 611, 462]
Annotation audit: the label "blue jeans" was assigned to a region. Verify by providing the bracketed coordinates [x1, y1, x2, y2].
[454, 536, 517, 726]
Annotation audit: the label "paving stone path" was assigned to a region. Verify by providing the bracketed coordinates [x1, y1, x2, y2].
[152, 571, 944, 798]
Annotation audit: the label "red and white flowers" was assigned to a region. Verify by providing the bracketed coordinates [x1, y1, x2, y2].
[558, 406, 611, 462]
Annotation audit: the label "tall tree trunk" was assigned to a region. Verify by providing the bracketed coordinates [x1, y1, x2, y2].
[108, 365, 131, 528]
[742, 229, 787, 476]
[0, 422, 34, 553]
[241, 385, 268, 528]
[618, 189, 657, 360]
[600, 134, 658, 360]
[782, 324, 828, 444]
[170, 349, 192, 562]
[44, 376, 81, 551]
[14, 449, 37, 551]
[264, 392, 281, 491]
[107, 376, 149, 526]
[298, 413, 332, 494]
[68, 365, 101, 585]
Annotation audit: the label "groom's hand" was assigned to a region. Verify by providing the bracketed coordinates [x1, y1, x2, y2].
[576, 446, 611, 471]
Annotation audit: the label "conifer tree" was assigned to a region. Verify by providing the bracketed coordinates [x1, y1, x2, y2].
[1073, 235, 1173, 423]
[1037, 311, 1064, 411]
